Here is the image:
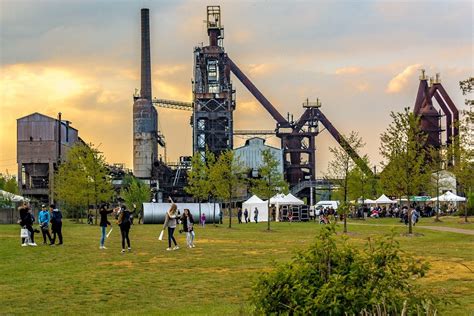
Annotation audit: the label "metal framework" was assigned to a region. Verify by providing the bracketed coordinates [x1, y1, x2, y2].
[192, 6, 234, 159]
[414, 70, 459, 165]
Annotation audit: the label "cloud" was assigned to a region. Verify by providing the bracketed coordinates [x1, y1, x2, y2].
[335, 67, 361, 75]
[385, 64, 422, 94]
[246, 63, 279, 77]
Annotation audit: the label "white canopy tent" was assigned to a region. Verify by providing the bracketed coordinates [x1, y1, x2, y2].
[357, 197, 376, 204]
[283, 193, 305, 205]
[375, 194, 396, 204]
[242, 195, 268, 222]
[0, 190, 29, 202]
[429, 191, 467, 202]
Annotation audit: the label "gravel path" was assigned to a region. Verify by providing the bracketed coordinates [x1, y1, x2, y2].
[345, 221, 474, 235]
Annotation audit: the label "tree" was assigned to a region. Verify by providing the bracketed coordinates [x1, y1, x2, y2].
[450, 79, 474, 222]
[251, 225, 441, 315]
[325, 131, 365, 233]
[54, 143, 114, 221]
[251, 149, 289, 231]
[380, 108, 430, 234]
[184, 150, 215, 221]
[210, 150, 246, 228]
[121, 176, 150, 218]
[0, 172, 19, 195]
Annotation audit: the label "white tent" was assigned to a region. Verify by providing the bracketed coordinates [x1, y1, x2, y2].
[375, 194, 396, 204]
[284, 193, 304, 205]
[357, 197, 376, 204]
[0, 190, 29, 202]
[429, 191, 467, 202]
[242, 195, 268, 222]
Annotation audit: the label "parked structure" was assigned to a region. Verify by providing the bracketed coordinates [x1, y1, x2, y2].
[17, 112, 81, 203]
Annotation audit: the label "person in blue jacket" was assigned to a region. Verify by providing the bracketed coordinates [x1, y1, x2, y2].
[38, 204, 53, 245]
[50, 204, 63, 245]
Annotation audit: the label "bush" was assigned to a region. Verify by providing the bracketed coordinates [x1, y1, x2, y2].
[251, 225, 443, 315]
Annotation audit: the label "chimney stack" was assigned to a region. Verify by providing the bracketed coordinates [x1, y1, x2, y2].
[140, 8, 152, 101]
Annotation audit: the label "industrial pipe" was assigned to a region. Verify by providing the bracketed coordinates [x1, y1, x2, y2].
[143, 203, 221, 224]
[228, 57, 289, 126]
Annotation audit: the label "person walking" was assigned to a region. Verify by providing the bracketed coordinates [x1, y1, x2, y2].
[181, 208, 195, 248]
[38, 205, 53, 245]
[99, 204, 115, 249]
[163, 204, 179, 251]
[117, 205, 132, 253]
[244, 208, 249, 223]
[200, 212, 206, 227]
[50, 204, 63, 245]
[254, 207, 259, 223]
[237, 208, 242, 224]
[19, 203, 36, 246]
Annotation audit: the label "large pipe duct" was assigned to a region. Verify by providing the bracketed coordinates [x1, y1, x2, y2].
[143, 203, 221, 224]
[141, 8, 152, 101]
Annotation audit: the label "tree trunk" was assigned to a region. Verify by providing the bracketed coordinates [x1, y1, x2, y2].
[267, 200, 271, 231]
[408, 208, 413, 234]
[213, 198, 216, 227]
[198, 199, 202, 224]
[343, 214, 347, 233]
[228, 198, 232, 228]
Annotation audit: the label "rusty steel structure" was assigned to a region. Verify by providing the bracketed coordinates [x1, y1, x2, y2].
[414, 70, 459, 165]
[192, 6, 235, 159]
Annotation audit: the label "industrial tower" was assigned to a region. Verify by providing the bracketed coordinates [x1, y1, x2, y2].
[192, 6, 235, 159]
[133, 8, 158, 179]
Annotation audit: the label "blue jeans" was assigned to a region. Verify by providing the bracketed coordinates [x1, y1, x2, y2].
[100, 226, 106, 246]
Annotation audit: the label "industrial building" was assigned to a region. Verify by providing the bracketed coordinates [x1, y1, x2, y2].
[17, 112, 81, 203]
[234, 137, 283, 177]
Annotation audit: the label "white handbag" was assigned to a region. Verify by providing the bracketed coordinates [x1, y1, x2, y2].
[158, 230, 164, 241]
[20, 228, 29, 238]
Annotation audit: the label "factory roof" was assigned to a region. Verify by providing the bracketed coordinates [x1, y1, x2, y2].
[234, 137, 281, 151]
[17, 112, 78, 131]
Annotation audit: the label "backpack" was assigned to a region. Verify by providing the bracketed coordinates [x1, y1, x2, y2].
[122, 211, 131, 224]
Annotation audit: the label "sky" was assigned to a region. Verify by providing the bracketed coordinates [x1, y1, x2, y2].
[0, 0, 472, 177]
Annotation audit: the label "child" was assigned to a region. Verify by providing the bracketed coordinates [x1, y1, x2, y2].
[200, 212, 206, 227]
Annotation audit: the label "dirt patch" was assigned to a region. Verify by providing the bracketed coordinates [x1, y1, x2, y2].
[422, 258, 474, 283]
[147, 256, 178, 264]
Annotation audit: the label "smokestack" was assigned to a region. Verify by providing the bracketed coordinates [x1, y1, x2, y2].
[140, 8, 152, 101]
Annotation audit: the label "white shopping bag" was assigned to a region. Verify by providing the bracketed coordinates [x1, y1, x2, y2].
[158, 230, 164, 241]
[20, 228, 29, 238]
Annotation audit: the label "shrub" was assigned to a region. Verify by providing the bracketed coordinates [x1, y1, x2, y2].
[251, 225, 443, 315]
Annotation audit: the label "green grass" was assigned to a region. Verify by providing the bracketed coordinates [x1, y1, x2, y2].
[0, 218, 473, 315]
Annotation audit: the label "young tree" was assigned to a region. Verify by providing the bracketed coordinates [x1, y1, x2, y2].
[380, 108, 430, 234]
[210, 150, 246, 228]
[185, 153, 209, 219]
[325, 131, 365, 233]
[0, 173, 19, 195]
[450, 78, 474, 222]
[54, 143, 114, 221]
[251, 149, 289, 231]
[121, 176, 150, 218]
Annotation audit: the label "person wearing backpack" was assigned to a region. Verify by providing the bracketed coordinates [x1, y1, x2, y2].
[117, 205, 132, 253]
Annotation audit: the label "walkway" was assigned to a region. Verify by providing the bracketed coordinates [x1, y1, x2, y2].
[345, 221, 474, 236]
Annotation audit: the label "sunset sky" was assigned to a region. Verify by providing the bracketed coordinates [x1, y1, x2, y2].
[0, 0, 472, 176]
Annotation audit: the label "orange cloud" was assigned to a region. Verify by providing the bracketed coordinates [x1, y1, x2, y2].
[386, 64, 422, 94]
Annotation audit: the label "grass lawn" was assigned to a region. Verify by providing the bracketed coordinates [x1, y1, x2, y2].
[0, 217, 473, 315]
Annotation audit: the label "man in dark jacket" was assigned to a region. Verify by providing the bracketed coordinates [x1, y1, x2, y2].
[237, 208, 242, 224]
[50, 204, 63, 245]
